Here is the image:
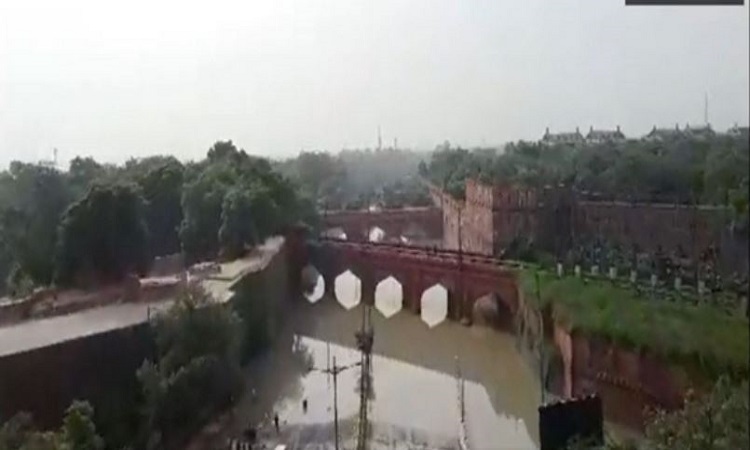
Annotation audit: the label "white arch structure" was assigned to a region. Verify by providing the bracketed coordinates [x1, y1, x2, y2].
[374, 276, 403, 318]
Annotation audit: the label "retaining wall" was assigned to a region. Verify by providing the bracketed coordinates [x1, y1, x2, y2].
[552, 324, 699, 430]
[0, 239, 289, 428]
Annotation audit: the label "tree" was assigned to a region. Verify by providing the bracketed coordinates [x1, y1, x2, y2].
[0, 401, 103, 450]
[218, 186, 268, 259]
[136, 283, 243, 448]
[126, 157, 185, 257]
[68, 157, 107, 198]
[59, 401, 105, 450]
[0, 163, 73, 287]
[181, 141, 317, 262]
[643, 377, 748, 450]
[55, 183, 149, 287]
[179, 164, 232, 263]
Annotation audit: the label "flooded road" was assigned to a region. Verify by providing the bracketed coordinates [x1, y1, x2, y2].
[194, 274, 541, 449]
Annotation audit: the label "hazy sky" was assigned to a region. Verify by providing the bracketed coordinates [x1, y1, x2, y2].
[1, 0, 748, 168]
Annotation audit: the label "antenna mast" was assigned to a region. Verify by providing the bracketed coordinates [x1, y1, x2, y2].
[377, 126, 382, 151]
[704, 92, 709, 126]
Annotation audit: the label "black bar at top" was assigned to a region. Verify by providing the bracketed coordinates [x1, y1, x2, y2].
[627, 0, 743, 4]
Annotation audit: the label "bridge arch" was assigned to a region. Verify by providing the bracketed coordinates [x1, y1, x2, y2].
[374, 276, 403, 318]
[300, 235, 521, 326]
[420, 283, 448, 328]
[301, 264, 325, 304]
[471, 292, 514, 329]
[334, 269, 361, 310]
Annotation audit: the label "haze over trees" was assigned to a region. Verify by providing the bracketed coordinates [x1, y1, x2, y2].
[0, 141, 317, 296]
[274, 147, 432, 210]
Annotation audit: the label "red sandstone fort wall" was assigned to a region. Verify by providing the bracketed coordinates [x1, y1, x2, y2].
[430, 178, 737, 268]
[464, 180, 495, 254]
[576, 201, 721, 255]
[553, 324, 695, 430]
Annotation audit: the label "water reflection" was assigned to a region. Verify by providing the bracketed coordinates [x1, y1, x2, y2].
[193, 286, 541, 449]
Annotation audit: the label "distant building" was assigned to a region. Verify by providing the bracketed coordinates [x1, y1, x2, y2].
[643, 124, 684, 142]
[585, 126, 625, 145]
[541, 127, 585, 146]
[726, 123, 749, 138]
[683, 123, 715, 141]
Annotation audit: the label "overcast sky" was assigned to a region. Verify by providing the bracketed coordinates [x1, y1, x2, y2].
[0, 0, 748, 168]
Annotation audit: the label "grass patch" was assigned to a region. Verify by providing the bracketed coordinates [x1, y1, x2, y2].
[520, 270, 749, 380]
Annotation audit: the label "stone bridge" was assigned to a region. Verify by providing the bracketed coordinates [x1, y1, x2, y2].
[321, 207, 442, 242]
[291, 234, 521, 324]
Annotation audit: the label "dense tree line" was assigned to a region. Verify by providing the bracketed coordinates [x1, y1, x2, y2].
[274, 148, 432, 210]
[0, 141, 317, 296]
[420, 135, 749, 226]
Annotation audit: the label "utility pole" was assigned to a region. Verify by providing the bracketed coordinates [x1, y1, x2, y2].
[313, 357, 361, 450]
[455, 356, 465, 422]
[704, 92, 709, 126]
[535, 272, 546, 404]
[457, 205, 464, 322]
[355, 302, 374, 450]
[333, 356, 339, 450]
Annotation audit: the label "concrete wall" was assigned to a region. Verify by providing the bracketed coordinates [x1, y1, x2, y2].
[0, 239, 290, 428]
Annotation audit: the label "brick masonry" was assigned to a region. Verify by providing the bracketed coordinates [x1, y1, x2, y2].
[427, 179, 747, 275]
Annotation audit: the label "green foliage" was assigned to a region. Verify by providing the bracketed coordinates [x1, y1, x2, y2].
[124, 156, 185, 258]
[423, 135, 749, 206]
[4, 263, 34, 299]
[136, 283, 244, 448]
[521, 270, 750, 379]
[58, 401, 105, 450]
[54, 183, 149, 287]
[152, 284, 242, 374]
[0, 401, 103, 450]
[1, 140, 315, 294]
[67, 157, 109, 198]
[643, 377, 748, 450]
[0, 163, 73, 291]
[180, 140, 316, 263]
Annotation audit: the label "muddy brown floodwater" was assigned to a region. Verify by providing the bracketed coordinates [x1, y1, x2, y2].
[191, 272, 542, 450]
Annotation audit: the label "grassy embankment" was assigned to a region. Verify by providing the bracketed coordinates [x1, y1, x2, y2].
[519, 269, 749, 381]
